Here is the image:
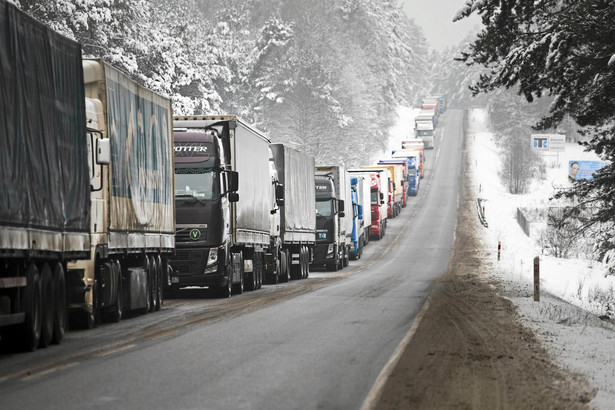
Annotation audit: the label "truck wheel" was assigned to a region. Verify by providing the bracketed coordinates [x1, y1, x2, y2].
[279, 250, 290, 282]
[155, 256, 163, 311]
[217, 254, 235, 298]
[257, 253, 264, 289]
[52, 263, 67, 344]
[245, 255, 256, 291]
[39, 264, 54, 348]
[304, 247, 310, 279]
[103, 260, 122, 323]
[148, 256, 157, 313]
[232, 262, 244, 295]
[20, 263, 42, 351]
[142, 257, 151, 314]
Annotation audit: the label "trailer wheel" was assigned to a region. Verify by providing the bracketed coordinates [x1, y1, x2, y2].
[256, 253, 263, 289]
[245, 254, 256, 291]
[51, 263, 67, 344]
[232, 255, 244, 295]
[148, 256, 157, 313]
[279, 250, 290, 282]
[103, 260, 122, 323]
[155, 256, 163, 311]
[39, 264, 54, 348]
[304, 247, 310, 279]
[142, 257, 151, 314]
[20, 263, 42, 351]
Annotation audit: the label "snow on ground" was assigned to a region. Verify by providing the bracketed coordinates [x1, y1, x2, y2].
[466, 108, 615, 408]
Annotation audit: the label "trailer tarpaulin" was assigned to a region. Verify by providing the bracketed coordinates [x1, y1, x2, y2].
[0, 0, 89, 234]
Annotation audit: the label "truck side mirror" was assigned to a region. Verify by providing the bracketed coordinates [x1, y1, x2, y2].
[228, 192, 239, 202]
[379, 192, 384, 200]
[358, 204, 363, 219]
[96, 138, 110, 165]
[338, 199, 345, 213]
[228, 171, 239, 192]
[275, 183, 284, 206]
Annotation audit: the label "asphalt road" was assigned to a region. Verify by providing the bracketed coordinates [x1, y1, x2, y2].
[0, 109, 464, 410]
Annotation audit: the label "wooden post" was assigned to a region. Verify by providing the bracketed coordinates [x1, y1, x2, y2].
[497, 241, 501, 261]
[534, 256, 540, 302]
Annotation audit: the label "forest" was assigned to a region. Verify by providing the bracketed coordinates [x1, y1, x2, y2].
[16, 0, 458, 166]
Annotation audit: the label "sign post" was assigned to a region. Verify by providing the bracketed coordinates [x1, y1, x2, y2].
[533, 256, 540, 302]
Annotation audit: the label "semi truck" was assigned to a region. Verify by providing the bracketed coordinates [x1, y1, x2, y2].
[270, 144, 316, 281]
[360, 166, 395, 218]
[348, 169, 388, 240]
[415, 121, 435, 149]
[0, 3, 90, 350]
[169, 116, 281, 297]
[401, 139, 425, 178]
[67, 59, 175, 329]
[314, 166, 352, 271]
[392, 150, 422, 196]
[347, 174, 372, 260]
[377, 160, 408, 207]
[1, 1, 175, 351]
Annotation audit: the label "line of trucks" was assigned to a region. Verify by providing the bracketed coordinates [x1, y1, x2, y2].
[414, 95, 446, 149]
[0, 1, 434, 352]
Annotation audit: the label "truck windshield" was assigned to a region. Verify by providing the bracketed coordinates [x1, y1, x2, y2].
[316, 199, 333, 217]
[417, 130, 433, 136]
[175, 168, 218, 200]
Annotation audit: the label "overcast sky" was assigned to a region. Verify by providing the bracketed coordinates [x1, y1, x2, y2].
[401, 0, 482, 51]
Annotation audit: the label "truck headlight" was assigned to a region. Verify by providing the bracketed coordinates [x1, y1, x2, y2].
[327, 244, 334, 255]
[206, 248, 218, 267]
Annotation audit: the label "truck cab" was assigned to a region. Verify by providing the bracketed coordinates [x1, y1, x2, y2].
[170, 123, 242, 297]
[314, 175, 345, 271]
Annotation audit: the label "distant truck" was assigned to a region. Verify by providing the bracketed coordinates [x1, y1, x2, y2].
[314, 166, 352, 271]
[348, 169, 388, 240]
[425, 95, 446, 113]
[401, 139, 425, 178]
[415, 121, 435, 149]
[392, 150, 423, 196]
[169, 116, 281, 297]
[1, 3, 90, 350]
[67, 59, 175, 328]
[270, 144, 316, 281]
[377, 160, 408, 207]
[360, 166, 396, 218]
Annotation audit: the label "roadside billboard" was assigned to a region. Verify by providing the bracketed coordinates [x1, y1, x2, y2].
[531, 134, 565, 151]
[568, 160, 610, 183]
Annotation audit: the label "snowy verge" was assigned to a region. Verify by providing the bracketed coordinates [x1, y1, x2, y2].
[467, 108, 615, 408]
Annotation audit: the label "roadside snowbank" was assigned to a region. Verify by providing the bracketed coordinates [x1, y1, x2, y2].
[466, 107, 615, 408]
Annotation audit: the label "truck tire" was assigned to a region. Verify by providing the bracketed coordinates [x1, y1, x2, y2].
[232, 256, 244, 295]
[155, 256, 163, 311]
[20, 263, 42, 351]
[245, 253, 259, 291]
[148, 256, 157, 313]
[102, 260, 122, 323]
[141, 257, 151, 314]
[304, 247, 310, 279]
[279, 250, 290, 282]
[217, 253, 235, 298]
[39, 264, 54, 348]
[51, 263, 67, 344]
